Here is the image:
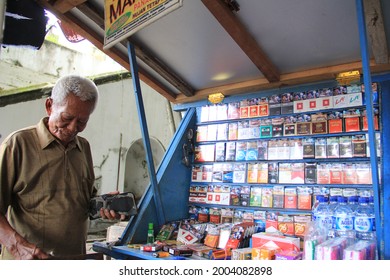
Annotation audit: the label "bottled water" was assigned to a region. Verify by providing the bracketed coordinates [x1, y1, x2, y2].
[354, 196, 376, 240]
[328, 196, 339, 229]
[312, 195, 333, 231]
[348, 195, 359, 212]
[312, 195, 324, 214]
[333, 196, 355, 239]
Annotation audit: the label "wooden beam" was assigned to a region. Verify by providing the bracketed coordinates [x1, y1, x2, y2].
[201, 0, 280, 83]
[364, 0, 389, 64]
[36, 0, 177, 102]
[175, 58, 390, 103]
[51, 0, 87, 14]
[55, 1, 194, 97]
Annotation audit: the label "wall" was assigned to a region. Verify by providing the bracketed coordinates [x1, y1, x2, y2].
[0, 76, 182, 196]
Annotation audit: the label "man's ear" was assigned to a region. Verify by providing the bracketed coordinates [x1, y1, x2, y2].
[45, 98, 53, 116]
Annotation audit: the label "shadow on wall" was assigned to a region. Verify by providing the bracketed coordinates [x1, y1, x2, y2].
[123, 137, 165, 204]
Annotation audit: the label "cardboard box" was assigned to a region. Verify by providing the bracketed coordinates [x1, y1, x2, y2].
[251, 233, 300, 252]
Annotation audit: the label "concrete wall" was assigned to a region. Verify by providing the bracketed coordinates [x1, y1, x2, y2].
[0, 76, 182, 195]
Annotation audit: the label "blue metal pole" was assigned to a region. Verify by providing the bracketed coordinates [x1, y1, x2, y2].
[126, 41, 165, 225]
[355, 0, 382, 258]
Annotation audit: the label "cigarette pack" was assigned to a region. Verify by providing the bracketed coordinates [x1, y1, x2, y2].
[273, 186, 285, 208]
[196, 125, 208, 142]
[278, 162, 292, 184]
[260, 125, 273, 138]
[339, 135, 352, 158]
[293, 215, 311, 237]
[231, 248, 253, 260]
[315, 138, 327, 159]
[250, 186, 263, 207]
[240, 105, 249, 119]
[225, 141, 236, 161]
[304, 163, 317, 184]
[259, 103, 269, 117]
[245, 141, 258, 160]
[251, 247, 278, 260]
[228, 122, 238, 140]
[230, 186, 241, 206]
[284, 187, 297, 209]
[199, 106, 209, 123]
[261, 188, 273, 208]
[291, 162, 305, 184]
[240, 186, 251, 207]
[281, 92, 294, 114]
[227, 102, 240, 120]
[277, 215, 295, 236]
[168, 245, 194, 257]
[297, 186, 312, 210]
[237, 120, 249, 140]
[257, 162, 269, 183]
[249, 104, 259, 118]
[191, 165, 202, 182]
[216, 123, 228, 141]
[235, 141, 247, 161]
[207, 124, 217, 141]
[311, 113, 328, 134]
[232, 163, 246, 183]
[326, 137, 340, 158]
[257, 140, 268, 160]
[140, 244, 163, 252]
[267, 139, 278, 160]
[215, 142, 226, 162]
[269, 94, 281, 116]
[352, 134, 367, 157]
[275, 250, 302, 260]
[342, 163, 357, 184]
[248, 119, 261, 139]
[247, 163, 259, 184]
[303, 138, 315, 158]
[208, 105, 218, 122]
[209, 208, 221, 224]
[194, 144, 215, 162]
[268, 162, 279, 184]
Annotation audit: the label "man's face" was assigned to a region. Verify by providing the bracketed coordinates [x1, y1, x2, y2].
[45, 93, 95, 146]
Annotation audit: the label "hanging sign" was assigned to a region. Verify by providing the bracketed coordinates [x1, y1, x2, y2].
[104, 0, 182, 49]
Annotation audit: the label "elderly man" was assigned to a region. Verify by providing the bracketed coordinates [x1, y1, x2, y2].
[0, 75, 119, 260]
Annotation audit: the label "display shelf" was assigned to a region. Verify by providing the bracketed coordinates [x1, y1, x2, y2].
[195, 104, 379, 126]
[189, 84, 382, 236]
[189, 182, 374, 189]
[189, 203, 312, 215]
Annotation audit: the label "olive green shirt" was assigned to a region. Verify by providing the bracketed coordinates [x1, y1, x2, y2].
[0, 118, 95, 259]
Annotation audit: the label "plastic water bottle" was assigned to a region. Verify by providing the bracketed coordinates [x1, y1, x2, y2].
[333, 196, 355, 239]
[312, 195, 333, 231]
[312, 195, 324, 214]
[354, 197, 376, 240]
[348, 195, 359, 212]
[328, 196, 339, 230]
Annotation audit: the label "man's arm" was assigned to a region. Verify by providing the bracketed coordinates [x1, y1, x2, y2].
[0, 214, 48, 260]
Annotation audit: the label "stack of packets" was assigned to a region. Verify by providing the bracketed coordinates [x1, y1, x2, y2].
[249, 232, 302, 260]
[303, 221, 377, 260]
[141, 219, 258, 260]
[196, 222, 256, 260]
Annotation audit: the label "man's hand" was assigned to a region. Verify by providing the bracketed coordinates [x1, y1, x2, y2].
[99, 191, 127, 221]
[7, 232, 49, 260]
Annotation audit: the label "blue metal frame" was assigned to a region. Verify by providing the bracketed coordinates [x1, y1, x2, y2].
[93, 108, 197, 258]
[127, 41, 165, 225]
[355, 0, 382, 258]
[376, 78, 390, 259]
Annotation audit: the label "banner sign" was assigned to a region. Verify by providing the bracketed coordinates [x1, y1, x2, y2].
[104, 0, 182, 49]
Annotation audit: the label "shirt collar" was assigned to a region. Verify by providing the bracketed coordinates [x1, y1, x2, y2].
[36, 117, 82, 151]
